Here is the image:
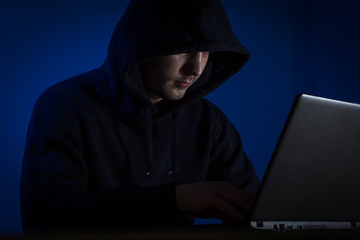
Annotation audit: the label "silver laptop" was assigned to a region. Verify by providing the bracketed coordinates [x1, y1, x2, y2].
[250, 94, 360, 231]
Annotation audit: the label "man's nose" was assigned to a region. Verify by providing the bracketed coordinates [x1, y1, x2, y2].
[182, 52, 206, 77]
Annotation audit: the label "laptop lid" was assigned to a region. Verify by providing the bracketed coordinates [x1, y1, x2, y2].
[250, 94, 360, 231]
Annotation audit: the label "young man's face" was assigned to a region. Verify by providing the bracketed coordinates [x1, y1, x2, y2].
[139, 52, 209, 104]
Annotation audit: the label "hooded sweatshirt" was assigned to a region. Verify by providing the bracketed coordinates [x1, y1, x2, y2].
[21, 0, 260, 233]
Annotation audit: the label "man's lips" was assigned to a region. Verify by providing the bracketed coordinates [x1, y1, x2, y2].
[175, 81, 191, 89]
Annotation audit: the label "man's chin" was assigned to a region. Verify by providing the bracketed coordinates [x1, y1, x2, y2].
[161, 89, 187, 101]
[164, 93, 186, 102]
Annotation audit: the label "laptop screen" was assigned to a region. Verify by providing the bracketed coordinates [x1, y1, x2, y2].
[250, 94, 360, 230]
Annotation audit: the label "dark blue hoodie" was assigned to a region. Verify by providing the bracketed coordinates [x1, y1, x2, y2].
[21, 0, 260, 233]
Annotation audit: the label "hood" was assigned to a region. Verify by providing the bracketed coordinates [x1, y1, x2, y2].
[101, 0, 250, 116]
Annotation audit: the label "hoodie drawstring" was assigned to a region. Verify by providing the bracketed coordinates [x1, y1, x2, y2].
[145, 109, 154, 175]
[169, 112, 178, 174]
[144, 109, 178, 176]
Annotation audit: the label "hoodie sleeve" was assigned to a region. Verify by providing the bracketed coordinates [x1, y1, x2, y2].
[206, 105, 260, 198]
[20, 90, 180, 233]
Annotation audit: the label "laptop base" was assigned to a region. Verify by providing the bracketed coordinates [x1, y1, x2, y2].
[250, 221, 360, 232]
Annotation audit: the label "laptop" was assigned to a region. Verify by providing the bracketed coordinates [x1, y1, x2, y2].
[250, 94, 360, 231]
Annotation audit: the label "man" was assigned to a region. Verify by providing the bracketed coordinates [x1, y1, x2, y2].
[20, 0, 260, 233]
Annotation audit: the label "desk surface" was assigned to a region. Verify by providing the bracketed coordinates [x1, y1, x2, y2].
[2, 225, 360, 240]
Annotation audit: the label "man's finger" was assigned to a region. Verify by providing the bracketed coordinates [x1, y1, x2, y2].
[220, 187, 254, 214]
[214, 197, 248, 223]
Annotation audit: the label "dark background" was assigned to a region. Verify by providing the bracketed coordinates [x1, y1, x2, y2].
[1, 0, 359, 234]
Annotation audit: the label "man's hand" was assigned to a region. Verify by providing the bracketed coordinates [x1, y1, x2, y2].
[175, 181, 254, 224]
